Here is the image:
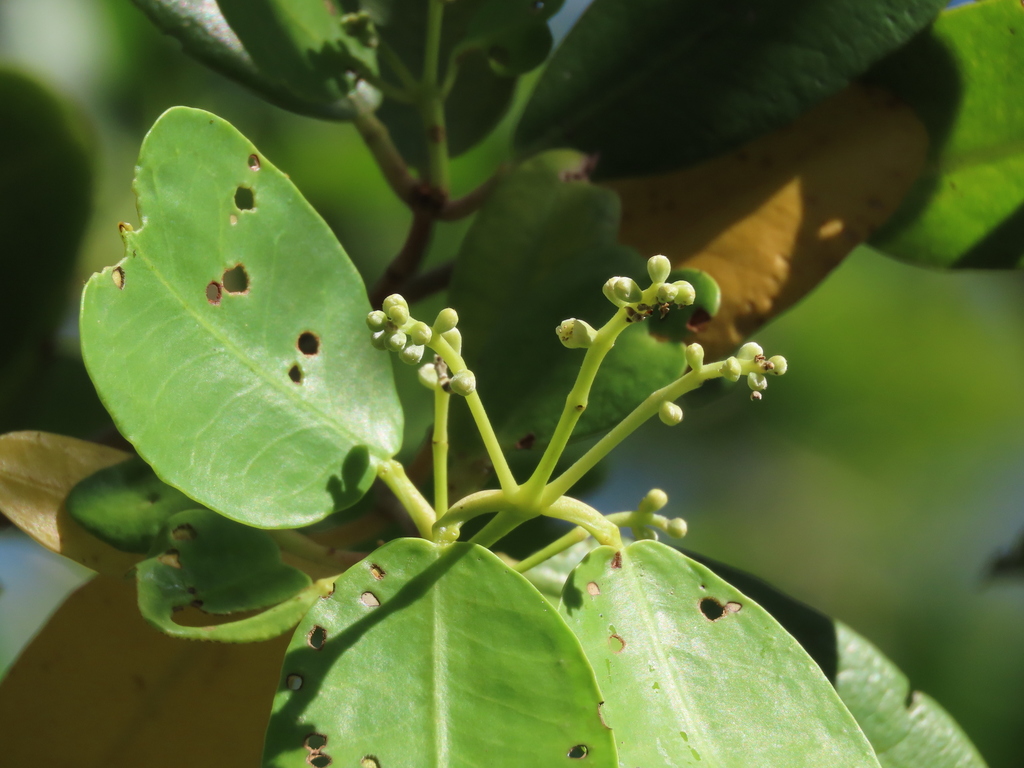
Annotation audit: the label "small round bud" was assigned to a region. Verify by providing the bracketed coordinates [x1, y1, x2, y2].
[370, 330, 387, 350]
[556, 318, 597, 349]
[449, 369, 476, 396]
[659, 401, 684, 426]
[672, 280, 696, 305]
[441, 327, 462, 355]
[400, 345, 425, 365]
[737, 342, 764, 360]
[750, 390, 763, 402]
[656, 283, 679, 304]
[684, 343, 704, 370]
[603, 278, 627, 307]
[720, 357, 742, 382]
[748, 372, 767, 391]
[434, 308, 459, 333]
[387, 304, 410, 326]
[611, 276, 643, 304]
[382, 293, 407, 312]
[417, 363, 439, 390]
[647, 254, 671, 284]
[666, 518, 688, 538]
[385, 330, 407, 352]
[638, 488, 668, 515]
[769, 355, 788, 376]
[408, 321, 432, 346]
[366, 310, 387, 331]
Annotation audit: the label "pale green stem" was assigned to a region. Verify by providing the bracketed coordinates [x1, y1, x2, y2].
[433, 387, 451, 515]
[377, 459, 436, 539]
[469, 508, 530, 548]
[433, 489, 507, 540]
[268, 529, 354, 571]
[431, 334, 517, 492]
[546, 496, 622, 547]
[420, 0, 450, 191]
[358, 70, 415, 103]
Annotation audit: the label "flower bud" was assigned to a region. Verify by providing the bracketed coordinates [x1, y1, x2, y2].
[737, 342, 763, 360]
[666, 518, 688, 538]
[370, 330, 387, 350]
[647, 254, 671, 284]
[612, 276, 643, 304]
[434, 307, 459, 333]
[720, 357, 742, 381]
[417, 363, 439, 390]
[386, 330, 407, 352]
[769, 355, 788, 376]
[684, 343, 704, 370]
[388, 304, 410, 326]
[638, 488, 668, 515]
[656, 283, 679, 304]
[556, 318, 597, 349]
[382, 293, 407, 313]
[748, 372, 767, 391]
[672, 280, 695, 305]
[449, 369, 476, 396]
[366, 310, 387, 331]
[442, 327, 462, 355]
[659, 401, 683, 426]
[400, 345, 425, 365]
[408, 321, 432, 346]
[603, 278, 626, 307]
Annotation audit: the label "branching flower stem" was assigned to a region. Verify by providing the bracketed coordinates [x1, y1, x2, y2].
[433, 386, 451, 515]
[377, 459, 436, 538]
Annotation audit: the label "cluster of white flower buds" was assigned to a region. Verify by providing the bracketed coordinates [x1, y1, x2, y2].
[367, 297, 477, 396]
[629, 488, 687, 541]
[716, 342, 788, 401]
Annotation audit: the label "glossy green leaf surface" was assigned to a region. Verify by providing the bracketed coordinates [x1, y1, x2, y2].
[560, 542, 881, 767]
[836, 623, 988, 767]
[448, 151, 692, 458]
[0, 68, 91, 411]
[81, 107, 402, 529]
[137, 508, 315, 641]
[263, 538, 616, 767]
[868, 0, 1024, 268]
[515, 0, 947, 179]
[134, 0, 374, 119]
[66, 456, 198, 554]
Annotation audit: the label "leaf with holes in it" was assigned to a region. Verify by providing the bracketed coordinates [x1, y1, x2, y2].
[0, 431, 139, 576]
[66, 455, 199, 554]
[262, 538, 616, 768]
[137, 508, 322, 642]
[134, 0, 377, 120]
[560, 541, 882, 767]
[867, 0, 1024, 268]
[514, 0, 946, 180]
[80, 107, 402, 529]
[0, 576, 291, 768]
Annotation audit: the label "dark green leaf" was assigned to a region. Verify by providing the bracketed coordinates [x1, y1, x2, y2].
[263, 538, 616, 767]
[868, 0, 1024, 268]
[560, 541, 882, 766]
[133, 0, 375, 119]
[137, 508, 316, 641]
[81, 107, 402, 529]
[0, 68, 91, 412]
[515, 0, 947, 179]
[66, 456, 199, 554]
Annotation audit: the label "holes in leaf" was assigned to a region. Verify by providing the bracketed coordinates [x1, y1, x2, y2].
[568, 745, 589, 759]
[171, 524, 196, 541]
[360, 757, 380, 768]
[607, 634, 626, 653]
[206, 282, 222, 305]
[112, 266, 125, 290]
[298, 332, 320, 356]
[586, 581, 600, 596]
[223, 264, 249, 293]
[610, 552, 622, 569]
[230, 214, 238, 226]
[686, 308, 712, 334]
[307, 625, 327, 650]
[286, 674, 303, 691]
[369, 563, 386, 580]
[360, 591, 380, 607]
[234, 185, 255, 210]
[309, 755, 332, 767]
[304, 733, 331, 767]
[289, 364, 303, 384]
[699, 597, 740, 621]
[248, 153, 261, 171]
[157, 550, 181, 569]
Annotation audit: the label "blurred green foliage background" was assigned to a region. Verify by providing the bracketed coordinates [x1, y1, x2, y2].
[0, 0, 1020, 764]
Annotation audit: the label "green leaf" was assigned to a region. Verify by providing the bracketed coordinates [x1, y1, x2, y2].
[560, 541, 882, 767]
[0, 67, 92, 410]
[449, 151, 696, 459]
[66, 456, 198, 554]
[263, 538, 616, 767]
[81, 107, 402, 529]
[868, 0, 1024, 268]
[836, 623, 988, 768]
[514, 0, 947, 179]
[133, 0, 375, 119]
[137, 508, 317, 641]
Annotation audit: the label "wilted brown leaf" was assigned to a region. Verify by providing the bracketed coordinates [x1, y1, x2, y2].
[607, 84, 928, 358]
